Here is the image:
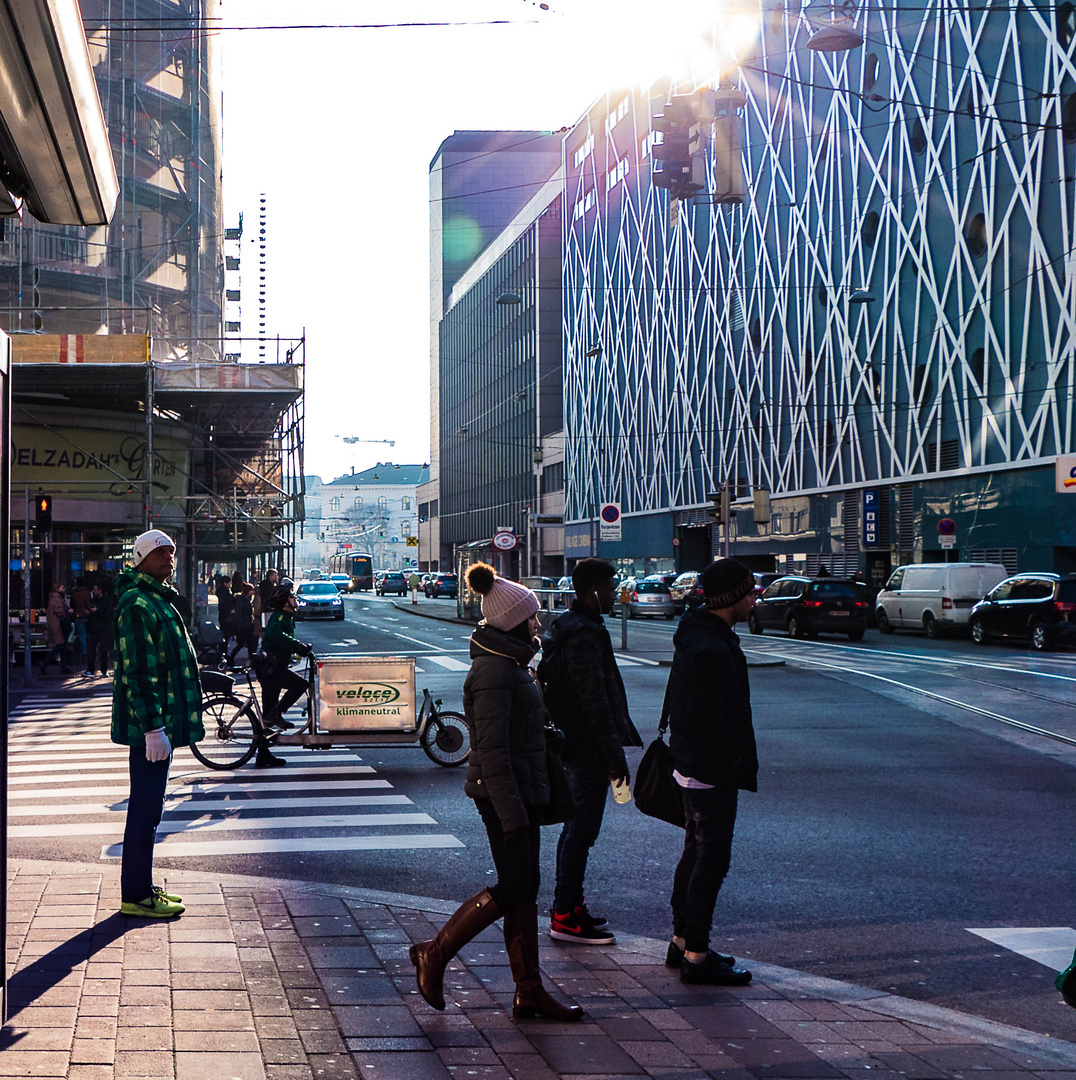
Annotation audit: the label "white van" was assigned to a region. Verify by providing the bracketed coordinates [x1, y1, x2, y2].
[876, 562, 1008, 637]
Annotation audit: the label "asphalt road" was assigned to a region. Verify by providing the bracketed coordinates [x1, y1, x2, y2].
[12, 594, 1076, 1038]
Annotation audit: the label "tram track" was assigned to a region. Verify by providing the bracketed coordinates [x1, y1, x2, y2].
[749, 639, 1076, 748]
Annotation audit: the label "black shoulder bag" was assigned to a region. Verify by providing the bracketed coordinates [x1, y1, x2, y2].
[634, 674, 686, 828]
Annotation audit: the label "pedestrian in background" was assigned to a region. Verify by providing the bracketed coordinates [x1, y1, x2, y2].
[112, 529, 203, 918]
[540, 557, 641, 945]
[408, 570, 421, 605]
[215, 575, 235, 652]
[41, 583, 73, 676]
[258, 567, 279, 629]
[85, 581, 113, 677]
[229, 582, 258, 667]
[71, 578, 92, 664]
[666, 558, 757, 986]
[410, 562, 584, 1022]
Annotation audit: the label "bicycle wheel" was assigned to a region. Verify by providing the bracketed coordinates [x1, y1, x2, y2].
[191, 695, 257, 769]
[420, 710, 470, 767]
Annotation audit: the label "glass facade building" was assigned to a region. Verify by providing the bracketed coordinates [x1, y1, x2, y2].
[562, 1, 1076, 581]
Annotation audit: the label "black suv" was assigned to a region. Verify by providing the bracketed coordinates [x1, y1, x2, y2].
[748, 576, 869, 640]
[969, 573, 1076, 651]
[425, 572, 458, 599]
[375, 571, 407, 596]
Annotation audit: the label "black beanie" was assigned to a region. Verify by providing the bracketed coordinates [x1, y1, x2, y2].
[700, 558, 754, 609]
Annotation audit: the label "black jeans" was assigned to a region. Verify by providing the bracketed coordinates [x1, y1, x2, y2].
[670, 786, 739, 954]
[553, 750, 608, 912]
[261, 666, 309, 716]
[86, 628, 111, 674]
[476, 798, 541, 915]
[121, 747, 171, 903]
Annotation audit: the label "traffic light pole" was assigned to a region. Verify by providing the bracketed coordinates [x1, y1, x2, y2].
[22, 488, 31, 682]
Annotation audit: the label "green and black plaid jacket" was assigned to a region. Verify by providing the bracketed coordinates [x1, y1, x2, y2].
[110, 565, 204, 748]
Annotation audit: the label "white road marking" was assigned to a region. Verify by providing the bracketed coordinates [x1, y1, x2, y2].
[11, 794, 414, 816]
[393, 631, 448, 651]
[616, 654, 660, 666]
[12, 811, 437, 838]
[423, 656, 471, 672]
[966, 927, 1076, 971]
[8, 778, 393, 800]
[101, 834, 465, 859]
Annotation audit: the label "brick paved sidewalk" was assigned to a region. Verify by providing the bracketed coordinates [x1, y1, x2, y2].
[5, 860, 1076, 1080]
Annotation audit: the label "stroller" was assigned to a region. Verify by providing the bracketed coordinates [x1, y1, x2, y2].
[192, 618, 227, 669]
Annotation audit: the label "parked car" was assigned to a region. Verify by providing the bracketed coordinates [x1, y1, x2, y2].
[425, 572, 458, 599]
[748, 576, 868, 640]
[554, 575, 573, 607]
[875, 562, 1007, 637]
[627, 579, 676, 619]
[753, 572, 782, 595]
[644, 572, 679, 588]
[328, 573, 350, 591]
[375, 571, 407, 596]
[670, 570, 702, 609]
[969, 573, 1076, 651]
[294, 581, 345, 620]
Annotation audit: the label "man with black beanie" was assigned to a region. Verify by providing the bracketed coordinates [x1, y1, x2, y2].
[666, 557, 757, 986]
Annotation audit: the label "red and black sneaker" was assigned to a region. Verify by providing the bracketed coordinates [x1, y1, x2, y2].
[549, 906, 616, 945]
[579, 899, 608, 928]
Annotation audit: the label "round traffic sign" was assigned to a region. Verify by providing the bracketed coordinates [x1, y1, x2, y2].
[672, 537, 681, 547]
[492, 530, 517, 551]
[600, 503, 620, 524]
[937, 518, 956, 536]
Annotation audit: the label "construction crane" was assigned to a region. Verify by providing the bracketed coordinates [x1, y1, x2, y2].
[334, 436, 395, 446]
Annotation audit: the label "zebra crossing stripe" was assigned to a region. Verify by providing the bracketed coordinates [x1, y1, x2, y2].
[11, 794, 414, 816]
[12, 811, 439, 838]
[8, 778, 394, 801]
[423, 656, 471, 672]
[101, 834, 466, 859]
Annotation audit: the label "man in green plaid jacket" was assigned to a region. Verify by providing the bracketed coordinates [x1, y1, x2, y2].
[111, 529, 204, 918]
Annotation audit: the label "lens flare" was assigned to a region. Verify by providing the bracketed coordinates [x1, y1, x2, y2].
[557, 0, 762, 91]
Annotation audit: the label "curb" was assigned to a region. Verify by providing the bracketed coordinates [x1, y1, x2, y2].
[12, 856, 1076, 1068]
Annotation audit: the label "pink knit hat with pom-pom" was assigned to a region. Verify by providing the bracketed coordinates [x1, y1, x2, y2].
[466, 562, 539, 631]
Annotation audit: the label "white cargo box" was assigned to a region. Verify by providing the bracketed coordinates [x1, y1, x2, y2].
[314, 656, 416, 733]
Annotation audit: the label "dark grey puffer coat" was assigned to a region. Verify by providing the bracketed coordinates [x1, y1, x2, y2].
[463, 623, 549, 833]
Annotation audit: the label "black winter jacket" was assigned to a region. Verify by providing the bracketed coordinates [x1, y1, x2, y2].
[463, 623, 550, 833]
[667, 607, 758, 791]
[540, 603, 642, 771]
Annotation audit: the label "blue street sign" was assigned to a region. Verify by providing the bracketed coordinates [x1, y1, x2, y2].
[862, 489, 879, 548]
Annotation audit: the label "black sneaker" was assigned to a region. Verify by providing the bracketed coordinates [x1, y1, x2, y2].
[579, 899, 607, 928]
[254, 750, 287, 768]
[549, 906, 616, 945]
[665, 941, 736, 969]
[680, 950, 751, 985]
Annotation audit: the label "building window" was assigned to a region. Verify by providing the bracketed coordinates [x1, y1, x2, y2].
[330, 497, 340, 511]
[354, 496, 362, 508]
[378, 496, 387, 509]
[401, 520, 411, 536]
[402, 497, 411, 510]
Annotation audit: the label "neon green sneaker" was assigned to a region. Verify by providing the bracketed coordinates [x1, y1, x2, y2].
[152, 885, 182, 904]
[120, 894, 184, 918]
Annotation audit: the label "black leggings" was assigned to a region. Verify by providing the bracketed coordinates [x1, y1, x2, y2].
[261, 667, 309, 717]
[475, 798, 541, 914]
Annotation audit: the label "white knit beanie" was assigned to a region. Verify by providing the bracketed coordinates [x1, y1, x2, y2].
[466, 563, 539, 631]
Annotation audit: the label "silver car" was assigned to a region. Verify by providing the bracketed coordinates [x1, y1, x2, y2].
[627, 580, 676, 619]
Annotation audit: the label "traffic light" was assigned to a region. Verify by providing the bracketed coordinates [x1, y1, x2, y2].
[656, 94, 704, 198]
[708, 489, 724, 524]
[35, 493, 52, 532]
[32, 267, 43, 332]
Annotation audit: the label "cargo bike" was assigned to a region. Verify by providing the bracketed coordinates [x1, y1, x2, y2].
[191, 654, 470, 770]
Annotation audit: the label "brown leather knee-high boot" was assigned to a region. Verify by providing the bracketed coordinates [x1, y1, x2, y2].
[409, 889, 501, 1011]
[503, 902, 584, 1021]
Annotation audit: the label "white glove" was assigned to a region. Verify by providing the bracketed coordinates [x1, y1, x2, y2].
[144, 727, 172, 762]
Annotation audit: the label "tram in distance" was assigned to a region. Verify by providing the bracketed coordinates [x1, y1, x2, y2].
[329, 552, 374, 592]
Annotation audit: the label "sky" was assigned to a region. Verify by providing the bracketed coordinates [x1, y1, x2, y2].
[219, 1, 760, 483]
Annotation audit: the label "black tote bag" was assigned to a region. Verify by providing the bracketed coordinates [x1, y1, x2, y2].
[634, 675, 686, 828]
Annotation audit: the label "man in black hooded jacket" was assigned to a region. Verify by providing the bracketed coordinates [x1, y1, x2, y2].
[666, 557, 757, 986]
[540, 558, 642, 945]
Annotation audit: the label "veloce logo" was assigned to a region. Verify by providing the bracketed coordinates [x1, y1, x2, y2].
[335, 684, 400, 704]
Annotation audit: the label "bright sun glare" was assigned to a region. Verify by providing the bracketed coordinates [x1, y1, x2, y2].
[558, 0, 763, 92]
